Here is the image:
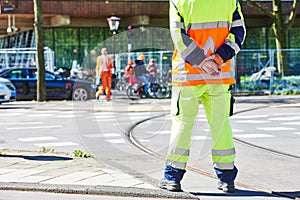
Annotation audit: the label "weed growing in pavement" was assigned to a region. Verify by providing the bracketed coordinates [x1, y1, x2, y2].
[40, 147, 55, 153]
[73, 150, 93, 158]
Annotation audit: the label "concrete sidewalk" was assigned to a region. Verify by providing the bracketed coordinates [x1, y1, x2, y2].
[0, 149, 197, 199]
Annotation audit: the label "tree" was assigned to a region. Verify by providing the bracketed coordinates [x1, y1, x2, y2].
[33, 0, 46, 101]
[245, 0, 298, 76]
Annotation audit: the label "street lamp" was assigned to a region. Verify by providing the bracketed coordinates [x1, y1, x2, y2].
[107, 16, 120, 69]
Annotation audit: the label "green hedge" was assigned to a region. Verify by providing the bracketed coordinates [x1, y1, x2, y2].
[238, 76, 300, 95]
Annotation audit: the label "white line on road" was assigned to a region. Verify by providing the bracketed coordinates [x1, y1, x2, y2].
[256, 127, 296, 131]
[0, 122, 43, 126]
[18, 136, 58, 142]
[282, 122, 300, 125]
[231, 115, 269, 119]
[56, 115, 83, 118]
[106, 139, 126, 144]
[232, 129, 245, 132]
[235, 120, 271, 124]
[7, 125, 63, 130]
[0, 113, 24, 116]
[234, 134, 275, 138]
[34, 142, 78, 147]
[84, 133, 120, 138]
[268, 116, 300, 121]
[192, 136, 208, 140]
[26, 114, 54, 117]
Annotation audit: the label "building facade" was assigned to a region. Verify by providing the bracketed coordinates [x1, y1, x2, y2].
[0, 0, 300, 71]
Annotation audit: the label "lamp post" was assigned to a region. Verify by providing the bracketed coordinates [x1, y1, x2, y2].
[107, 16, 120, 69]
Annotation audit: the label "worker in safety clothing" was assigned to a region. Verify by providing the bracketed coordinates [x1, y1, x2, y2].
[95, 47, 114, 101]
[159, 0, 246, 193]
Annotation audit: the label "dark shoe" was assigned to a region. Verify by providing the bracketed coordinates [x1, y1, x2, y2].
[159, 178, 182, 192]
[217, 181, 235, 193]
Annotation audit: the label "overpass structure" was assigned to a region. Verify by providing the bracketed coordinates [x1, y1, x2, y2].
[0, 0, 300, 37]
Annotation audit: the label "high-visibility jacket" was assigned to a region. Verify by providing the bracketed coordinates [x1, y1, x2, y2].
[170, 0, 246, 86]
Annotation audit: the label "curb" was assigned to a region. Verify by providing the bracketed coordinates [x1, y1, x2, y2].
[0, 182, 198, 199]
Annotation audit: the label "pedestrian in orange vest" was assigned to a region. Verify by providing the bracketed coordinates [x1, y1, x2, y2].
[95, 47, 114, 101]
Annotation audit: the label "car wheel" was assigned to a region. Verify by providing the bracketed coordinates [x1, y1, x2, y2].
[72, 87, 89, 101]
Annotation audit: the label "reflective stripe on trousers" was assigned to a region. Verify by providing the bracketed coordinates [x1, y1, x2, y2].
[166, 84, 236, 170]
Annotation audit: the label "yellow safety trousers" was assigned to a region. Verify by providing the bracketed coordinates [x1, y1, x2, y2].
[166, 84, 236, 170]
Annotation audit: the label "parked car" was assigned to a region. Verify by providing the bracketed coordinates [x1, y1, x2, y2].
[0, 67, 97, 101]
[0, 77, 16, 104]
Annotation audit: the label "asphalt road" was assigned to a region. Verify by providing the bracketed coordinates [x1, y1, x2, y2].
[0, 95, 299, 199]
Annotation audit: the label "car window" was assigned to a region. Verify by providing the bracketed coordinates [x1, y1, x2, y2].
[7, 70, 27, 79]
[45, 72, 56, 80]
[29, 69, 37, 79]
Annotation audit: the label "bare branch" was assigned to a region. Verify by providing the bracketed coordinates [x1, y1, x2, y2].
[283, 0, 298, 33]
[245, 0, 275, 19]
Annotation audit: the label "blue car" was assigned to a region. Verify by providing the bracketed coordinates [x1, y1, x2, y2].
[0, 67, 97, 101]
[0, 77, 16, 104]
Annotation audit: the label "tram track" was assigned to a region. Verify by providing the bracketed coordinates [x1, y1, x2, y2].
[125, 107, 300, 200]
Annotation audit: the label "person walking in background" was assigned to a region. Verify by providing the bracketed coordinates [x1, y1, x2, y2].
[95, 47, 114, 101]
[125, 60, 135, 85]
[147, 58, 158, 97]
[147, 58, 157, 79]
[134, 53, 149, 96]
[159, 0, 246, 193]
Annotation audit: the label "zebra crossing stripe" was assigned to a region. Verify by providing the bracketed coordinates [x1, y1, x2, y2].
[18, 136, 58, 142]
[236, 120, 270, 124]
[106, 139, 126, 144]
[7, 125, 63, 130]
[257, 127, 296, 131]
[234, 134, 275, 138]
[34, 142, 78, 147]
[84, 133, 120, 138]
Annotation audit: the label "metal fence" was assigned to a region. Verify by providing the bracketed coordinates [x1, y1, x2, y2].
[235, 49, 300, 94]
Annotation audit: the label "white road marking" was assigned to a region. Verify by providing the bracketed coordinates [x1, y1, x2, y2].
[7, 125, 63, 130]
[56, 115, 83, 118]
[232, 129, 245, 132]
[106, 139, 126, 144]
[128, 112, 150, 116]
[0, 113, 23, 116]
[234, 134, 275, 138]
[231, 115, 269, 119]
[268, 116, 300, 121]
[195, 118, 207, 122]
[94, 115, 114, 119]
[0, 122, 43, 126]
[18, 136, 58, 142]
[273, 113, 298, 116]
[26, 114, 54, 117]
[192, 136, 208, 140]
[282, 122, 300, 125]
[94, 119, 114, 122]
[84, 133, 120, 138]
[256, 127, 296, 131]
[294, 132, 300, 135]
[34, 142, 78, 147]
[236, 120, 271, 124]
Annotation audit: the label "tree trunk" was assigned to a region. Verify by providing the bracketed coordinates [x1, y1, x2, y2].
[33, 0, 46, 101]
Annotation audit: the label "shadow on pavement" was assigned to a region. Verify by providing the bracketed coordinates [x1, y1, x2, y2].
[0, 105, 32, 110]
[273, 191, 300, 199]
[0, 154, 73, 161]
[191, 189, 276, 198]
